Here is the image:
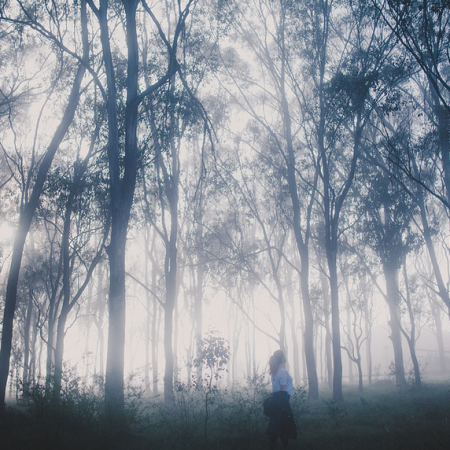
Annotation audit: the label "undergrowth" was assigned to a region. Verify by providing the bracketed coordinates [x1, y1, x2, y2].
[1, 373, 450, 450]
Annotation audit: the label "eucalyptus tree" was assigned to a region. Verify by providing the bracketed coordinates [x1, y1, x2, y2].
[294, 0, 401, 401]
[214, 140, 296, 356]
[371, 0, 450, 319]
[216, 0, 320, 400]
[376, 0, 450, 208]
[382, 70, 450, 320]
[357, 140, 420, 387]
[50, 142, 108, 400]
[82, 0, 206, 412]
[362, 69, 450, 383]
[338, 253, 375, 393]
[0, 0, 89, 409]
[134, 0, 221, 408]
[0, 0, 206, 413]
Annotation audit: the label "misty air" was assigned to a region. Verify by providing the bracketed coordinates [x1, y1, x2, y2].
[1, 1, 450, 449]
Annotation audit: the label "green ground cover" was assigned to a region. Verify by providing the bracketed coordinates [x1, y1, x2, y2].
[1, 377, 449, 449]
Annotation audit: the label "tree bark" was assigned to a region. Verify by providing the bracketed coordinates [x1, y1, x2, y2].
[429, 297, 447, 374]
[401, 261, 421, 388]
[21, 296, 33, 397]
[384, 265, 407, 387]
[96, 0, 140, 412]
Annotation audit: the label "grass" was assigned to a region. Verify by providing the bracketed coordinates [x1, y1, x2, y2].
[1, 377, 450, 449]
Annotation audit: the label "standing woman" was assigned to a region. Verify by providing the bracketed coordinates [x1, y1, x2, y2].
[266, 350, 297, 449]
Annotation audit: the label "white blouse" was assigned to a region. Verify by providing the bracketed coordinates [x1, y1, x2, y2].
[271, 367, 294, 396]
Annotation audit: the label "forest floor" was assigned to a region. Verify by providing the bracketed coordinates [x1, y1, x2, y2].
[1, 378, 450, 449]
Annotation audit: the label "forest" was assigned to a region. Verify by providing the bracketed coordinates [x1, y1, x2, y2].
[1, 0, 450, 449]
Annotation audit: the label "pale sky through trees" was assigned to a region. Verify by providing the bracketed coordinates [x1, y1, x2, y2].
[0, 0, 450, 409]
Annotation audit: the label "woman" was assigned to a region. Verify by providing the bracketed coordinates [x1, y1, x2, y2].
[266, 350, 297, 449]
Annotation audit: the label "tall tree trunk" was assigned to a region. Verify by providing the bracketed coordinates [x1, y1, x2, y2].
[97, 0, 139, 412]
[320, 269, 333, 391]
[402, 261, 421, 388]
[93, 262, 106, 378]
[365, 297, 373, 385]
[384, 266, 407, 387]
[30, 307, 38, 383]
[22, 295, 33, 399]
[299, 256, 319, 399]
[152, 270, 160, 396]
[163, 198, 178, 409]
[144, 226, 151, 393]
[194, 206, 205, 382]
[328, 245, 344, 402]
[346, 299, 354, 384]
[45, 283, 60, 390]
[0, 57, 86, 408]
[276, 3, 318, 399]
[429, 296, 447, 374]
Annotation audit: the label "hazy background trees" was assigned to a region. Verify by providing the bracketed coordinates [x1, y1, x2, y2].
[1, 0, 450, 413]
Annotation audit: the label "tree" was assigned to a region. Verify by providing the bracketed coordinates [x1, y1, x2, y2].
[0, 0, 89, 409]
[194, 330, 230, 449]
[339, 255, 374, 393]
[304, 0, 396, 401]
[217, 0, 320, 400]
[358, 148, 419, 387]
[84, 0, 196, 412]
[52, 146, 107, 400]
[376, 0, 450, 208]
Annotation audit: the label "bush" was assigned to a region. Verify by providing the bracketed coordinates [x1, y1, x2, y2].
[2, 373, 450, 450]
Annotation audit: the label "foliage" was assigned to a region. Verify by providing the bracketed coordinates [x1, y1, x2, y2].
[192, 330, 230, 448]
[1, 368, 147, 450]
[193, 330, 230, 379]
[2, 378, 450, 449]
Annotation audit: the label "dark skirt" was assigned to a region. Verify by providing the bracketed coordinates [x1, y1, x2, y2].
[266, 391, 297, 440]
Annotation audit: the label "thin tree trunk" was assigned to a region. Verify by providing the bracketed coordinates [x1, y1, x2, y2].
[0, 57, 86, 408]
[429, 297, 447, 374]
[97, 0, 139, 412]
[356, 359, 363, 393]
[384, 266, 407, 387]
[276, 3, 319, 399]
[347, 299, 354, 384]
[320, 270, 333, 391]
[328, 250, 344, 401]
[364, 285, 373, 385]
[22, 295, 33, 398]
[402, 261, 421, 388]
[144, 226, 151, 393]
[30, 308, 38, 382]
[152, 268, 159, 396]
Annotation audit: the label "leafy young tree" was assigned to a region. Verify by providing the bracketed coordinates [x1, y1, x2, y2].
[194, 331, 230, 449]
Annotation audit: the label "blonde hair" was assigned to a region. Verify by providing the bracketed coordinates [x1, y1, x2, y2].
[269, 350, 286, 377]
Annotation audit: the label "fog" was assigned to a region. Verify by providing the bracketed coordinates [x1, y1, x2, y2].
[1, 0, 450, 418]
